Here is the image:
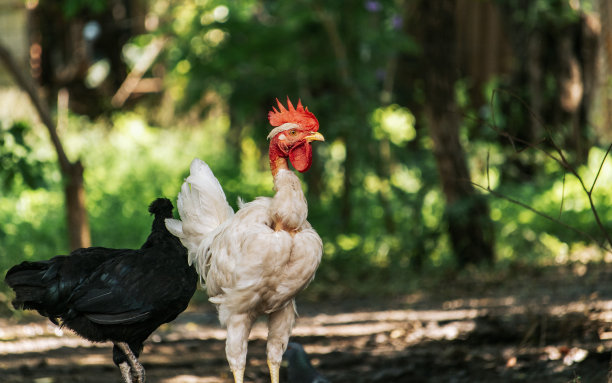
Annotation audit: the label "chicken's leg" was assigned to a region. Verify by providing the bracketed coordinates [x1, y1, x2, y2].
[116, 342, 146, 383]
[266, 302, 296, 383]
[226, 313, 255, 383]
[119, 362, 133, 383]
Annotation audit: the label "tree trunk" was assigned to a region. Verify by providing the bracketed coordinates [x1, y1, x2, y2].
[64, 160, 91, 250]
[420, 0, 495, 266]
[0, 43, 91, 250]
[527, 31, 544, 142]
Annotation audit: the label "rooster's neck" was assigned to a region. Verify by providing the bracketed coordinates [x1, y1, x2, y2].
[269, 143, 290, 177]
[270, 157, 289, 177]
[269, 140, 308, 231]
[269, 169, 308, 232]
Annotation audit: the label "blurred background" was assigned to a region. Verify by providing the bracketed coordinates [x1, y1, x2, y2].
[0, 0, 611, 302]
[3, 1, 612, 382]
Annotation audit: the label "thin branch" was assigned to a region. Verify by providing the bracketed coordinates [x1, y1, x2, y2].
[0, 43, 72, 173]
[0, 43, 90, 249]
[472, 181, 611, 253]
[590, 143, 612, 194]
[485, 88, 612, 249]
[437, 81, 612, 252]
[489, 88, 549, 154]
[584, 184, 612, 247]
[559, 171, 566, 220]
[486, 151, 491, 189]
[546, 136, 612, 247]
[489, 97, 564, 166]
[111, 37, 166, 108]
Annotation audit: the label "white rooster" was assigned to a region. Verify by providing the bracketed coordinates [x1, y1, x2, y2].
[165, 98, 324, 383]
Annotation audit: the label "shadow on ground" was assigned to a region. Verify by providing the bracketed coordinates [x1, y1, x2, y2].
[1, 263, 612, 382]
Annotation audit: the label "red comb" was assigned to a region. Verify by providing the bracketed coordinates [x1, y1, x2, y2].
[268, 97, 319, 131]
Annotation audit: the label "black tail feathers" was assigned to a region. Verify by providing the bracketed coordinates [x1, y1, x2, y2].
[5, 259, 63, 315]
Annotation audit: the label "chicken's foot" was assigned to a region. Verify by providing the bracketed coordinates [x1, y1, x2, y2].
[119, 361, 133, 383]
[232, 368, 245, 383]
[116, 342, 146, 383]
[266, 303, 295, 383]
[268, 360, 281, 383]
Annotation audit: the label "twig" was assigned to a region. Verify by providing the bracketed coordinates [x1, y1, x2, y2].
[0, 43, 71, 173]
[486, 151, 491, 189]
[111, 37, 166, 108]
[590, 143, 612, 194]
[477, 88, 612, 251]
[472, 182, 611, 253]
[489, 88, 550, 154]
[559, 171, 566, 220]
[552, 139, 612, 248]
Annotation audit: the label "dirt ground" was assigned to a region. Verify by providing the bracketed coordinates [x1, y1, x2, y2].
[2, 263, 612, 383]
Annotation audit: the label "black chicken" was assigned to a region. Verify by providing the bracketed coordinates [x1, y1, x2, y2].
[282, 342, 331, 383]
[4, 198, 198, 383]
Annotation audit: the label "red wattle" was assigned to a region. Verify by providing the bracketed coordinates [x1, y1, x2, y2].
[288, 142, 312, 172]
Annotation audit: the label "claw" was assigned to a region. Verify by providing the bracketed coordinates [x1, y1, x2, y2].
[268, 360, 280, 383]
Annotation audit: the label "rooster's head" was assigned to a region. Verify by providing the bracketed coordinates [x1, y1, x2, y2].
[267, 97, 324, 174]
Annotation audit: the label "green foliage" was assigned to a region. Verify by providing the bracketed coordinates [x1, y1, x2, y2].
[1, 109, 611, 301]
[1, 0, 611, 304]
[462, 76, 612, 266]
[496, 0, 580, 28]
[60, 0, 107, 18]
[480, 145, 612, 265]
[0, 112, 221, 278]
[0, 121, 49, 190]
[144, 0, 435, 282]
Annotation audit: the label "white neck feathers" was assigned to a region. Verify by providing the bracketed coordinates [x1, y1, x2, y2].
[268, 170, 308, 231]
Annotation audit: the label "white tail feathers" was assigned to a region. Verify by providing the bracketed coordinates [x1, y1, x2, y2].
[165, 158, 234, 264]
[164, 218, 184, 237]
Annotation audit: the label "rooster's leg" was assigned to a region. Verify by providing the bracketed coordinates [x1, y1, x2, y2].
[115, 342, 146, 383]
[267, 359, 280, 383]
[226, 313, 255, 383]
[266, 302, 296, 383]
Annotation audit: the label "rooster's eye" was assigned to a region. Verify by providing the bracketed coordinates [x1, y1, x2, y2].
[289, 130, 296, 136]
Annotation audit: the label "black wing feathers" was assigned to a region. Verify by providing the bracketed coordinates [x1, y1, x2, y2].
[4, 197, 197, 345]
[86, 311, 151, 325]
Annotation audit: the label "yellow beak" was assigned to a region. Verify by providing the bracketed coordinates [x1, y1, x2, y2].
[305, 132, 325, 142]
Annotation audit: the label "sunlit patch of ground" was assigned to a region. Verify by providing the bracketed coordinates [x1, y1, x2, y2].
[1, 264, 612, 382]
